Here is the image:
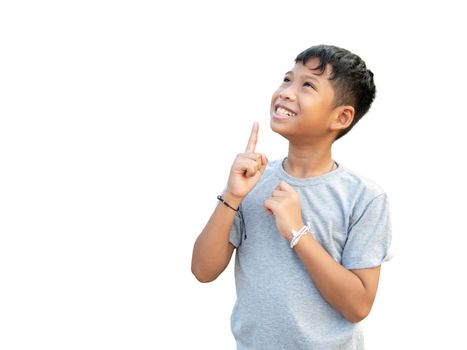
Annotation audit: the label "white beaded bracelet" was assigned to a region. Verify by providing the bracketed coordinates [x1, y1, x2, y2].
[290, 222, 311, 248]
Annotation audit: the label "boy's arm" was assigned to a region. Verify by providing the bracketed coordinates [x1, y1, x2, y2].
[191, 122, 268, 283]
[293, 235, 381, 323]
[191, 192, 241, 283]
[264, 180, 383, 323]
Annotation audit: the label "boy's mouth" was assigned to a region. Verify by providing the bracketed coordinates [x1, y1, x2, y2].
[273, 104, 297, 119]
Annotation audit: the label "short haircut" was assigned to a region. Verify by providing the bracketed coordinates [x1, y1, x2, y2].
[295, 45, 376, 141]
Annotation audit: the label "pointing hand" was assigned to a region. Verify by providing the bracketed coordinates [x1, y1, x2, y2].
[225, 122, 268, 200]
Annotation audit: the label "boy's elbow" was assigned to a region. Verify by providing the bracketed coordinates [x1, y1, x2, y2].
[347, 312, 368, 324]
[192, 270, 217, 283]
[344, 303, 372, 323]
[191, 264, 218, 283]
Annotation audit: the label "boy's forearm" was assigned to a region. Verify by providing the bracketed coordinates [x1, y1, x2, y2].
[293, 235, 377, 323]
[191, 192, 242, 283]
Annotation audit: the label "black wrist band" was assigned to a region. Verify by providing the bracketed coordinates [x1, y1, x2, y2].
[217, 195, 239, 212]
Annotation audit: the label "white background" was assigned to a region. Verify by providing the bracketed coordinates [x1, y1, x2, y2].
[1, 0, 466, 349]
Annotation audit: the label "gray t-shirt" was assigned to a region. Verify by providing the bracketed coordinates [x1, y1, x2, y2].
[228, 157, 392, 350]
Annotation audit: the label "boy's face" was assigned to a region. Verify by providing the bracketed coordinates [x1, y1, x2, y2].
[270, 58, 340, 142]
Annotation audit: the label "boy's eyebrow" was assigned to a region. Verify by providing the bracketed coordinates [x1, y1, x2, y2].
[284, 71, 320, 84]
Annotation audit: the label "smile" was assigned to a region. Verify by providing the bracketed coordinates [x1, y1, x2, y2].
[276, 106, 297, 117]
[273, 105, 297, 120]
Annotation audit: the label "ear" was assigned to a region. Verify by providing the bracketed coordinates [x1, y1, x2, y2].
[330, 106, 355, 132]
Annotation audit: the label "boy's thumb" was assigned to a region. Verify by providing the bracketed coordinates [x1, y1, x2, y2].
[278, 180, 293, 192]
[257, 154, 268, 174]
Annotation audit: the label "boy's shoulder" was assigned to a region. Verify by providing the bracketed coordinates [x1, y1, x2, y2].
[336, 163, 389, 210]
[339, 163, 386, 194]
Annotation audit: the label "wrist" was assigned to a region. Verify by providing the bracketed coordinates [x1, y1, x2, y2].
[222, 191, 243, 210]
[289, 222, 311, 249]
[286, 222, 305, 242]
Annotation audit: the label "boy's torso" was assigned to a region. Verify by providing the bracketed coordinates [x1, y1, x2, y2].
[229, 158, 387, 350]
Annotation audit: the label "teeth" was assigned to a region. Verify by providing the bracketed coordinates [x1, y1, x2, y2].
[276, 106, 296, 117]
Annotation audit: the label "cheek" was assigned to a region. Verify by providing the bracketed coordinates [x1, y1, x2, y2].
[271, 89, 281, 102]
[302, 96, 324, 112]
[270, 90, 281, 110]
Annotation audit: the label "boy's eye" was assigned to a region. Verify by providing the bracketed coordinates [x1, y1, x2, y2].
[283, 77, 291, 83]
[304, 82, 314, 88]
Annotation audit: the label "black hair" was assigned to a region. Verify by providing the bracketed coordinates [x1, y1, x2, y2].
[295, 45, 376, 141]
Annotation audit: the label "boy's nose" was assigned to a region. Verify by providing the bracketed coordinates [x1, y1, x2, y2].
[279, 86, 296, 102]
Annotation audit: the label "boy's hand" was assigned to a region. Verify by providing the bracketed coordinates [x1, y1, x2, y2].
[264, 181, 304, 241]
[225, 122, 268, 200]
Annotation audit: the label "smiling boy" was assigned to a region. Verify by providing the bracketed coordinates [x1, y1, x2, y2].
[191, 45, 392, 349]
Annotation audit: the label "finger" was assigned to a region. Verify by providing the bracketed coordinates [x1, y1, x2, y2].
[245, 121, 259, 153]
[238, 158, 261, 177]
[241, 152, 262, 163]
[264, 198, 278, 213]
[238, 153, 262, 175]
[278, 180, 294, 192]
[272, 189, 288, 197]
[258, 153, 268, 175]
[245, 164, 259, 177]
[269, 196, 286, 204]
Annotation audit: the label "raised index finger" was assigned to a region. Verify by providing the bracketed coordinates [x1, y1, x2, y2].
[245, 121, 259, 153]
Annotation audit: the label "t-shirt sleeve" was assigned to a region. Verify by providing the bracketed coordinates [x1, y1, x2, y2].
[229, 204, 245, 248]
[341, 192, 393, 269]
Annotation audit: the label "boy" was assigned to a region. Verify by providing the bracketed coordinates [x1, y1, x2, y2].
[191, 45, 392, 349]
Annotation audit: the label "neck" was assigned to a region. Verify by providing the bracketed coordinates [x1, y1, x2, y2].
[284, 141, 334, 178]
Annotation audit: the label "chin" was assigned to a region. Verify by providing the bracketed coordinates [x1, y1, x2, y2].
[270, 117, 294, 140]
